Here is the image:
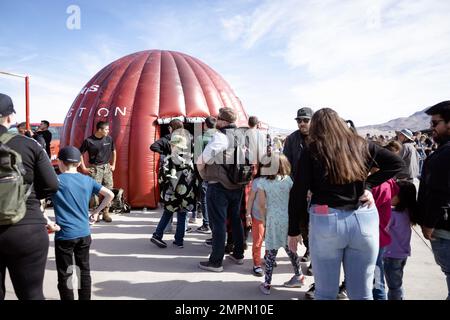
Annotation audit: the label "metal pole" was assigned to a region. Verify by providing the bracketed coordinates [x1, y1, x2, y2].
[25, 76, 30, 130]
[0, 71, 26, 78]
[0, 71, 29, 129]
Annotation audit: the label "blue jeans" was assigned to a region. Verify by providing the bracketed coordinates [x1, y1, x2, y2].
[430, 237, 450, 300]
[200, 181, 209, 227]
[383, 257, 407, 300]
[373, 247, 387, 300]
[207, 183, 244, 265]
[164, 216, 173, 233]
[190, 202, 197, 219]
[309, 204, 379, 300]
[153, 209, 187, 246]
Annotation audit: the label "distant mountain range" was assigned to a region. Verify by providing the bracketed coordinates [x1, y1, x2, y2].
[357, 108, 430, 135]
[269, 108, 431, 138]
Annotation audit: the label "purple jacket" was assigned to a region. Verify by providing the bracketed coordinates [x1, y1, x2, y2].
[384, 209, 412, 259]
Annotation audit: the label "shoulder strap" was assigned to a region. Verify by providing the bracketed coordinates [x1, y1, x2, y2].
[0, 132, 17, 145]
[221, 129, 237, 165]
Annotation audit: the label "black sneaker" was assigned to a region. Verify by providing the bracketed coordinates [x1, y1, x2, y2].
[172, 241, 184, 249]
[301, 249, 310, 262]
[225, 243, 234, 254]
[304, 283, 315, 300]
[150, 237, 167, 248]
[185, 227, 193, 233]
[198, 261, 223, 272]
[226, 254, 244, 265]
[196, 225, 211, 234]
[337, 283, 348, 300]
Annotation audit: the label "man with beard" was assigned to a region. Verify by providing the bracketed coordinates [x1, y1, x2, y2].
[283, 108, 313, 179]
[417, 100, 450, 300]
[283, 108, 314, 265]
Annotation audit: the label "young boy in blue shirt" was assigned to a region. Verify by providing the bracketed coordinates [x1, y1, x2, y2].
[52, 146, 114, 300]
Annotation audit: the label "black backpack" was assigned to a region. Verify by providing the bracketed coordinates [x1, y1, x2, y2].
[109, 188, 131, 214]
[222, 129, 254, 186]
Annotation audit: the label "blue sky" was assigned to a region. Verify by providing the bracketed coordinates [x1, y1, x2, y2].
[1, 0, 450, 129]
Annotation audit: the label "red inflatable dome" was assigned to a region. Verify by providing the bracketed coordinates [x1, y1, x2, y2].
[61, 50, 249, 208]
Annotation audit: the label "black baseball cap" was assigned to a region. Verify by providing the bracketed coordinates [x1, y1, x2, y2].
[295, 107, 314, 120]
[425, 101, 450, 116]
[0, 93, 16, 117]
[58, 146, 82, 163]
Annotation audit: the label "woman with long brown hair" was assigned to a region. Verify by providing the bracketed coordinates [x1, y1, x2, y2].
[288, 108, 403, 300]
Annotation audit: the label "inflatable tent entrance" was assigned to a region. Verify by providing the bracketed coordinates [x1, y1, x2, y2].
[61, 50, 249, 208]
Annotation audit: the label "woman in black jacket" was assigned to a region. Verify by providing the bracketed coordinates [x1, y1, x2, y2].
[0, 94, 59, 300]
[288, 108, 403, 300]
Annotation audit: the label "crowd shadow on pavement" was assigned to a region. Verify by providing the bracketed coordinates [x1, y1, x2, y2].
[45, 216, 311, 282]
[41, 210, 313, 300]
[93, 279, 306, 300]
[47, 237, 310, 275]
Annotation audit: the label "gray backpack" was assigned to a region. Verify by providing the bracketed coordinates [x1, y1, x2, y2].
[0, 132, 31, 225]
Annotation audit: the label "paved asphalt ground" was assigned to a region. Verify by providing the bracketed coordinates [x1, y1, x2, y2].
[5, 208, 447, 300]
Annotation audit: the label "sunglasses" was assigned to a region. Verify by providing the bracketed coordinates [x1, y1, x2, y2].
[296, 118, 310, 124]
[430, 119, 445, 127]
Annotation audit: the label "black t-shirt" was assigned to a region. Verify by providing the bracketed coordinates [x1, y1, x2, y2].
[33, 130, 52, 157]
[79, 135, 115, 165]
[0, 125, 59, 226]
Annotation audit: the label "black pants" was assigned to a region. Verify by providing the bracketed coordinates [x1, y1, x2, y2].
[207, 183, 244, 265]
[226, 196, 250, 246]
[0, 224, 49, 300]
[55, 235, 92, 300]
[301, 229, 309, 252]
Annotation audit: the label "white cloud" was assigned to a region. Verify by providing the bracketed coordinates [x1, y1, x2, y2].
[75, 35, 126, 77]
[0, 39, 121, 124]
[5, 1, 449, 130]
[0, 71, 84, 124]
[243, 1, 291, 48]
[221, 0, 450, 126]
[16, 53, 39, 64]
[221, 15, 247, 42]
[0, 33, 131, 125]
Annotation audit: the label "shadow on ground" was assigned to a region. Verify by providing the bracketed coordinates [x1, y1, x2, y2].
[94, 279, 306, 300]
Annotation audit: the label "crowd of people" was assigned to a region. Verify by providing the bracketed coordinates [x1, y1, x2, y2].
[0, 91, 449, 301]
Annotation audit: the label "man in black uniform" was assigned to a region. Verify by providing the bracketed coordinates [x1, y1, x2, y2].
[79, 121, 116, 223]
[0, 93, 59, 300]
[33, 120, 52, 158]
[17, 122, 46, 149]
